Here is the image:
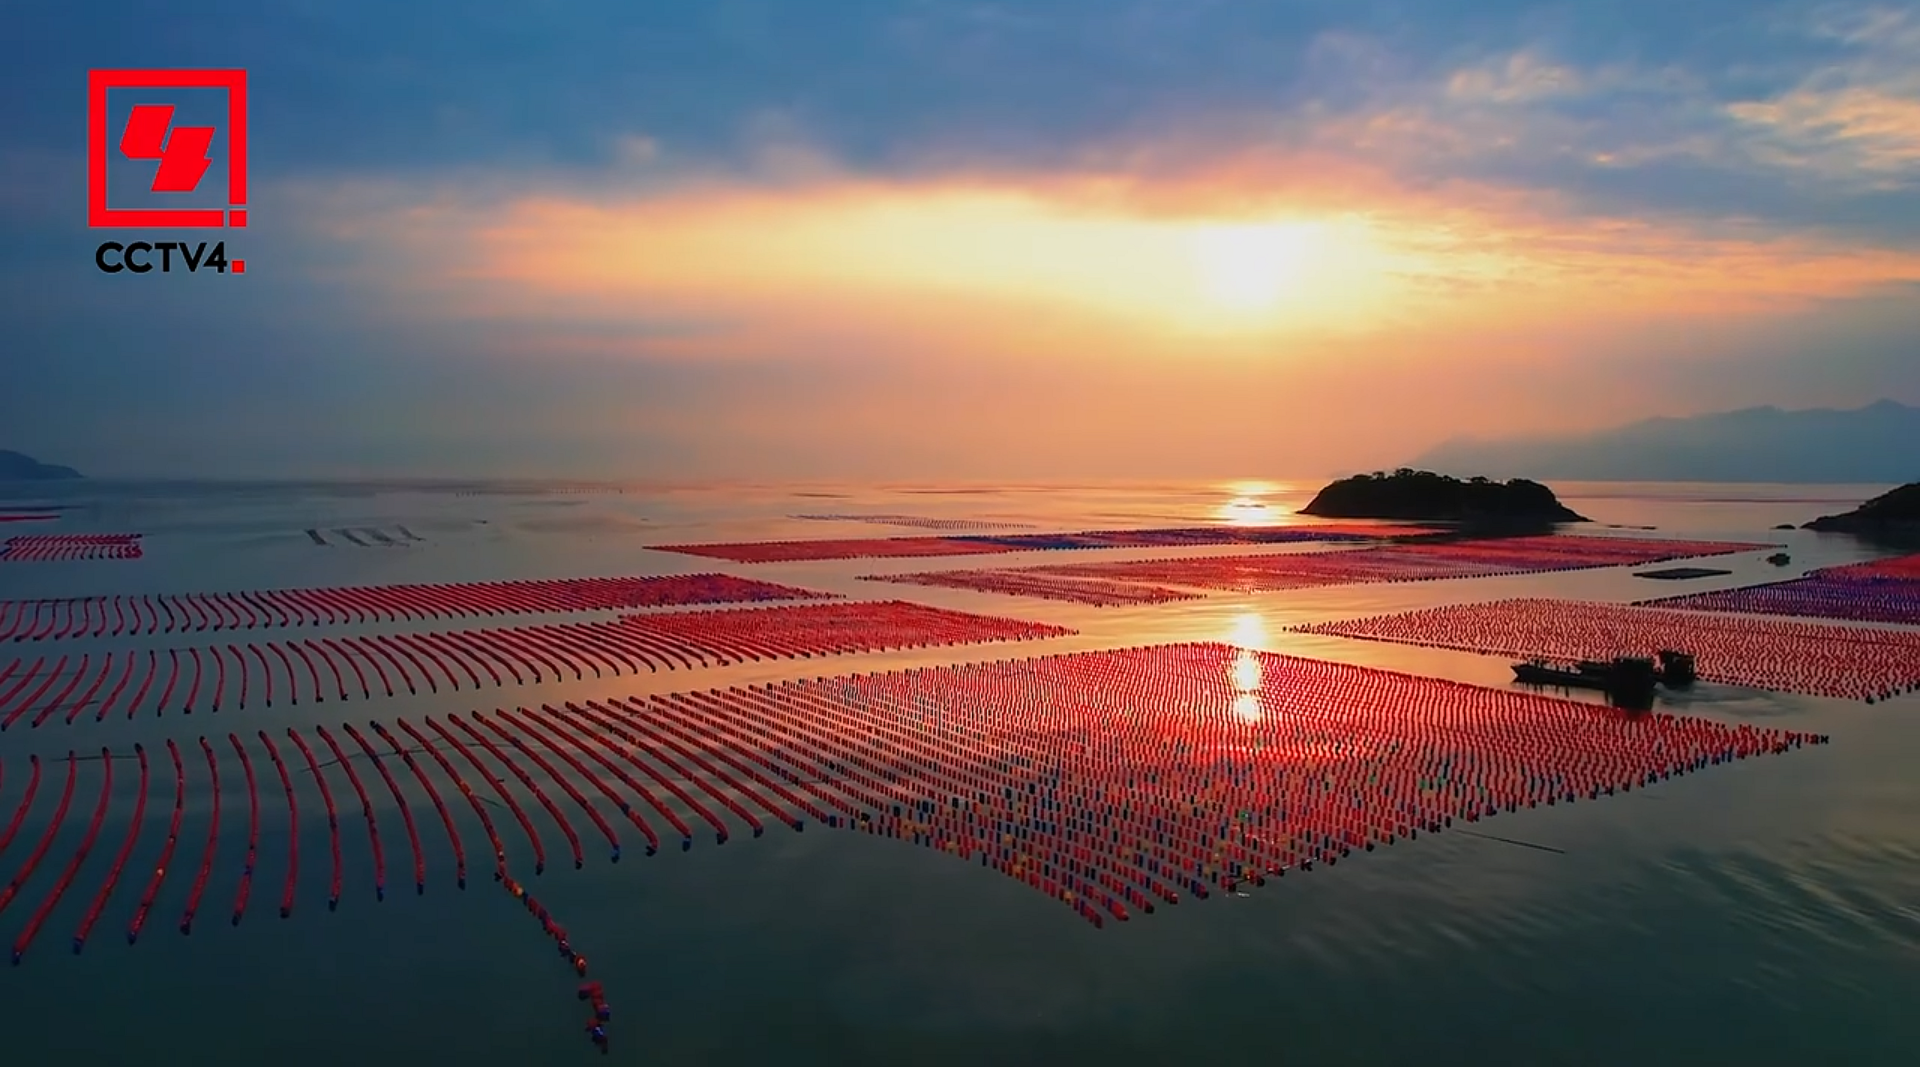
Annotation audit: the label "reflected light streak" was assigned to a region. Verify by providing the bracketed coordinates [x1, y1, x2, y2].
[1229, 611, 1268, 724]
[1228, 612, 1270, 649]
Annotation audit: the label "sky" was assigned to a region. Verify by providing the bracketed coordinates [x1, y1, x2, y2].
[3, 0, 1919, 480]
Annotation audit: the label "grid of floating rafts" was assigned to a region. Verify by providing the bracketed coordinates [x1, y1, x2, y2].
[1295, 599, 1920, 701]
[1636, 552, 1920, 627]
[0, 602, 1075, 727]
[1, 535, 143, 563]
[0, 645, 1822, 1053]
[0, 573, 829, 642]
[863, 570, 1205, 607]
[304, 526, 424, 548]
[654, 523, 1445, 563]
[865, 535, 1776, 603]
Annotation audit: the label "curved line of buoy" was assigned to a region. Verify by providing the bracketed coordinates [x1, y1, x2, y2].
[227, 733, 259, 926]
[183, 647, 205, 715]
[284, 729, 342, 910]
[663, 690, 836, 826]
[258, 731, 298, 918]
[30, 653, 90, 728]
[423, 715, 546, 875]
[62, 652, 114, 726]
[452, 713, 584, 870]
[0, 754, 42, 854]
[178, 737, 221, 934]
[597, 699, 769, 838]
[549, 705, 694, 850]
[476, 710, 619, 863]
[371, 721, 465, 888]
[0, 656, 46, 724]
[342, 723, 424, 895]
[3, 654, 66, 730]
[120, 650, 159, 721]
[621, 695, 813, 830]
[126, 740, 185, 944]
[396, 717, 507, 882]
[507, 706, 660, 856]
[566, 702, 730, 845]
[94, 651, 137, 722]
[13, 747, 112, 963]
[154, 650, 181, 719]
[315, 725, 384, 902]
[0, 752, 79, 919]
[74, 743, 146, 951]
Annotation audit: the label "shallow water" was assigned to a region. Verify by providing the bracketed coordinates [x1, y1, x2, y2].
[0, 479, 1915, 1066]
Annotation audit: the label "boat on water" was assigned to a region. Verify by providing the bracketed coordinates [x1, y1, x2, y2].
[1511, 650, 1694, 708]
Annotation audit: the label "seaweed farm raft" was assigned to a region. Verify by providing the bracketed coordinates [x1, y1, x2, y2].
[1295, 598, 1920, 702]
[652, 523, 1443, 563]
[1, 534, 144, 563]
[1637, 552, 1920, 627]
[862, 534, 1776, 603]
[0, 601, 1076, 726]
[0, 572, 834, 642]
[0, 644, 1823, 1051]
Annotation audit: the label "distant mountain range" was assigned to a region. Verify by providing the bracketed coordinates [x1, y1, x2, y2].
[0, 450, 82, 480]
[1411, 400, 1920, 483]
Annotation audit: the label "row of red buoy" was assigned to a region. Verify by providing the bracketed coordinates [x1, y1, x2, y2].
[1298, 598, 1920, 701]
[0, 535, 143, 563]
[1021, 534, 1774, 595]
[8, 749, 107, 962]
[343, 724, 423, 894]
[0, 573, 829, 643]
[1639, 551, 1920, 627]
[867, 568, 1203, 607]
[126, 741, 185, 943]
[316, 726, 386, 901]
[284, 729, 344, 909]
[177, 738, 220, 935]
[1823, 553, 1920, 581]
[0, 602, 1074, 728]
[657, 523, 1438, 564]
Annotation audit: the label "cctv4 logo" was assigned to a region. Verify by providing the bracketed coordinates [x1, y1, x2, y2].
[88, 68, 249, 275]
[95, 239, 243, 274]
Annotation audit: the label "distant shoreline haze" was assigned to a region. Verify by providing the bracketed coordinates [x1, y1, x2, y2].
[9, 399, 1915, 486]
[1411, 400, 1920, 484]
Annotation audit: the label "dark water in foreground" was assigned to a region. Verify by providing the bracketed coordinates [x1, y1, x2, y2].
[0, 479, 1915, 1066]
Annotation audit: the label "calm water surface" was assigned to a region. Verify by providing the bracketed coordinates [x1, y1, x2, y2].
[0, 479, 1914, 1066]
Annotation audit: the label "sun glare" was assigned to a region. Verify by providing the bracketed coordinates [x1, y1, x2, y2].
[1188, 223, 1322, 314]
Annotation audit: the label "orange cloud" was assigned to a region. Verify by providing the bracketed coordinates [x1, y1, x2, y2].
[340, 160, 1920, 362]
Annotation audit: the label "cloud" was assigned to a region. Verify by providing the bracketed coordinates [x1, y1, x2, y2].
[7, 0, 1920, 479]
[1726, 6, 1920, 187]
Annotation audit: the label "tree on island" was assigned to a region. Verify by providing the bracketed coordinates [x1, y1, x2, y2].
[1301, 468, 1589, 522]
[1803, 481, 1920, 532]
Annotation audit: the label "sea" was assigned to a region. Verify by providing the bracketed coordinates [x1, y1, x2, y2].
[0, 479, 1914, 1066]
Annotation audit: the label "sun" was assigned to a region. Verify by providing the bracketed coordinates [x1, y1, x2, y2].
[1187, 222, 1321, 314]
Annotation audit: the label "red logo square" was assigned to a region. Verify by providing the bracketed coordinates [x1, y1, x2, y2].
[88, 68, 247, 229]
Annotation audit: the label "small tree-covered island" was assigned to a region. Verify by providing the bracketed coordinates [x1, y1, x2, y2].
[1301, 469, 1589, 523]
[1804, 481, 1920, 532]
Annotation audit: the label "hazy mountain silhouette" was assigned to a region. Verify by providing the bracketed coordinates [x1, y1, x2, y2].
[1411, 400, 1920, 483]
[0, 450, 83, 480]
